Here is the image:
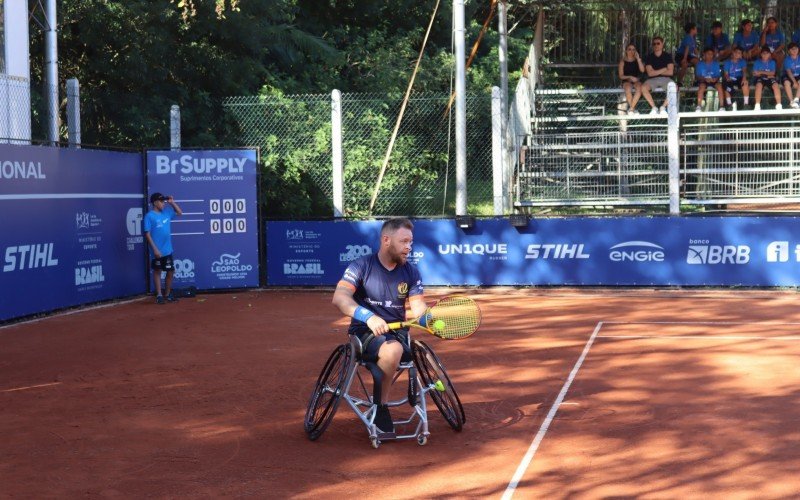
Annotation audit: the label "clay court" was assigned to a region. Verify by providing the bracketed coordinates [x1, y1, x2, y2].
[2, 288, 800, 498]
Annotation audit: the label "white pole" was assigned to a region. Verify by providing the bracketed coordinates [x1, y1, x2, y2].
[45, 0, 59, 144]
[667, 82, 680, 215]
[454, 0, 467, 216]
[331, 90, 344, 218]
[170, 105, 180, 151]
[498, 1, 509, 212]
[491, 87, 503, 215]
[66, 78, 80, 148]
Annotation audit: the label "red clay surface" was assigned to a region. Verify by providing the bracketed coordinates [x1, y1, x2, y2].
[2, 288, 800, 498]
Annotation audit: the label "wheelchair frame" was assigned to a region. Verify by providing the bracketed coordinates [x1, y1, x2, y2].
[304, 331, 464, 449]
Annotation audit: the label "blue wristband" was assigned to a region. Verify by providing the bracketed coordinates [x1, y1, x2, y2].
[353, 306, 375, 323]
[418, 313, 430, 327]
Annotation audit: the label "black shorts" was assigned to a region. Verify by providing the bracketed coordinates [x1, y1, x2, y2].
[675, 53, 699, 64]
[781, 75, 800, 85]
[754, 76, 777, 86]
[723, 78, 744, 92]
[695, 79, 720, 87]
[151, 254, 174, 271]
[355, 330, 412, 363]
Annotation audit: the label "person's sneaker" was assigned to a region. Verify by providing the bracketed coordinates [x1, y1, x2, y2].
[695, 105, 702, 112]
[373, 404, 394, 434]
[155, 295, 165, 305]
[649, 107, 659, 115]
[776, 103, 783, 110]
[719, 107, 727, 112]
[166, 292, 179, 303]
[659, 106, 667, 115]
[754, 103, 762, 111]
[792, 100, 800, 109]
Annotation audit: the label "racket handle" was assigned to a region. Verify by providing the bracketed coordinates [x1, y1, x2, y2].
[386, 321, 404, 330]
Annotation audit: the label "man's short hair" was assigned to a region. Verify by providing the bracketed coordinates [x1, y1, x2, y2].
[703, 46, 714, 54]
[741, 19, 753, 28]
[711, 21, 723, 30]
[381, 218, 414, 236]
[684, 22, 696, 33]
[761, 45, 772, 54]
[732, 45, 743, 52]
[652, 36, 664, 44]
[789, 42, 799, 51]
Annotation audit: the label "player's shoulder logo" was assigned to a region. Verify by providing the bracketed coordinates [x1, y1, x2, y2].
[397, 282, 409, 299]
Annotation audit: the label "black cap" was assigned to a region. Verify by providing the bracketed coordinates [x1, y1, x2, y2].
[150, 192, 167, 203]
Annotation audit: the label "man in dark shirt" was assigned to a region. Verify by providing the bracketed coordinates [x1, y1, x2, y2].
[641, 36, 676, 115]
[332, 218, 428, 434]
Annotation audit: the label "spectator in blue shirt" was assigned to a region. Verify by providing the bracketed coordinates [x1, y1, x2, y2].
[694, 47, 725, 112]
[753, 45, 782, 110]
[782, 42, 800, 107]
[733, 19, 761, 61]
[706, 21, 732, 61]
[676, 22, 699, 85]
[723, 46, 750, 110]
[761, 16, 786, 69]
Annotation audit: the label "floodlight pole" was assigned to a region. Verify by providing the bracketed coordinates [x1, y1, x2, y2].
[454, 0, 467, 216]
[45, 0, 59, 145]
[498, 0, 509, 213]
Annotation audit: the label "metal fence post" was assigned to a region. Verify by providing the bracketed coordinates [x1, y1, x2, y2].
[170, 105, 180, 151]
[66, 78, 80, 148]
[667, 82, 680, 215]
[331, 89, 344, 217]
[491, 87, 504, 215]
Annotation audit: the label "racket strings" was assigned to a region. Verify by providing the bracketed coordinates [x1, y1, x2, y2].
[429, 296, 481, 340]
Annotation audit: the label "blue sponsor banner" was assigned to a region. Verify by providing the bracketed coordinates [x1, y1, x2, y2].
[267, 217, 800, 287]
[146, 149, 259, 289]
[0, 144, 146, 321]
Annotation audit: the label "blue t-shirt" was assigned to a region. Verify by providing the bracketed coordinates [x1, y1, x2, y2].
[792, 29, 800, 45]
[705, 33, 731, 52]
[338, 254, 424, 335]
[724, 59, 746, 80]
[785, 55, 800, 77]
[753, 58, 777, 75]
[676, 34, 698, 58]
[143, 205, 177, 257]
[695, 60, 721, 80]
[733, 30, 760, 51]
[763, 30, 785, 50]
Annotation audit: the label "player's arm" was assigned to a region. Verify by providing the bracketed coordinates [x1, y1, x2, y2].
[165, 195, 182, 216]
[408, 294, 428, 321]
[143, 231, 162, 258]
[332, 282, 389, 335]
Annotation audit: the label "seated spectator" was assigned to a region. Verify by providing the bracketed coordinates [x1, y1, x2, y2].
[706, 21, 732, 61]
[733, 19, 761, 61]
[723, 46, 750, 110]
[676, 22, 700, 85]
[761, 16, 786, 69]
[753, 45, 782, 110]
[782, 42, 800, 108]
[618, 43, 645, 114]
[694, 47, 725, 112]
[641, 36, 675, 115]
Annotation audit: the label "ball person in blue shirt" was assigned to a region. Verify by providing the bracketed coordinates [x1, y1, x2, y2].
[676, 22, 699, 85]
[694, 47, 725, 112]
[332, 218, 428, 435]
[752, 45, 783, 110]
[782, 42, 800, 108]
[143, 192, 183, 304]
[733, 19, 761, 61]
[723, 46, 750, 110]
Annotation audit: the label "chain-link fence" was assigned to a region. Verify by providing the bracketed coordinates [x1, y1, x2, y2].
[223, 91, 493, 219]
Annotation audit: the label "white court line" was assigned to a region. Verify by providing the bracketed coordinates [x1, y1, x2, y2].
[501, 321, 604, 500]
[1, 382, 62, 393]
[0, 296, 146, 331]
[604, 320, 800, 326]
[600, 335, 800, 341]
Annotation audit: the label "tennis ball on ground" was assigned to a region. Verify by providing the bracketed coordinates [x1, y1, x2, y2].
[434, 380, 446, 392]
[432, 319, 446, 331]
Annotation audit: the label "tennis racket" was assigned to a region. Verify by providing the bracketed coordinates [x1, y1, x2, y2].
[387, 295, 481, 340]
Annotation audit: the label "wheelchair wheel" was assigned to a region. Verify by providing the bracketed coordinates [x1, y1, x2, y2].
[412, 339, 465, 431]
[304, 343, 354, 441]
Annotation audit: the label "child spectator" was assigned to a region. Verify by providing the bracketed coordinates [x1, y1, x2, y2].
[782, 42, 800, 108]
[761, 16, 786, 70]
[723, 46, 750, 110]
[676, 22, 699, 85]
[753, 45, 782, 110]
[641, 36, 675, 115]
[618, 43, 645, 114]
[733, 19, 761, 61]
[694, 47, 725, 112]
[705, 21, 732, 61]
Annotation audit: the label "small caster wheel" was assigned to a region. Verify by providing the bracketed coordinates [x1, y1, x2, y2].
[371, 437, 380, 449]
[417, 434, 428, 445]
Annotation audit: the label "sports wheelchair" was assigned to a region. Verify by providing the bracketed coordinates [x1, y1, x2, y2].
[304, 331, 465, 449]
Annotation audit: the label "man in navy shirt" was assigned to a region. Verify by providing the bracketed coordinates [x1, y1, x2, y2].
[333, 218, 428, 434]
[143, 192, 183, 304]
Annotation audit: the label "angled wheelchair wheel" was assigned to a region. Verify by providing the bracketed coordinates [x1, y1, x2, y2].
[412, 339, 465, 431]
[304, 342, 355, 441]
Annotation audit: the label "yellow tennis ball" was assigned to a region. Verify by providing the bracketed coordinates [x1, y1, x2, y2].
[434, 380, 446, 392]
[433, 319, 446, 331]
